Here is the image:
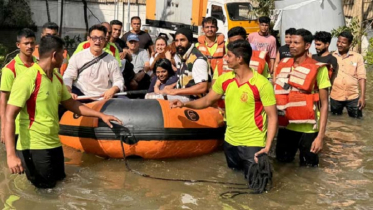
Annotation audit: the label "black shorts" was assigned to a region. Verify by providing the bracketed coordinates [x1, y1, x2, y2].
[17, 146, 66, 188]
[330, 97, 362, 118]
[275, 129, 319, 167]
[223, 141, 263, 177]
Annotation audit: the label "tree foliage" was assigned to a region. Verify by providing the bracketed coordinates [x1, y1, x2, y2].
[0, 0, 36, 29]
[365, 37, 373, 66]
[0, 43, 8, 69]
[331, 17, 366, 50]
[252, 0, 275, 17]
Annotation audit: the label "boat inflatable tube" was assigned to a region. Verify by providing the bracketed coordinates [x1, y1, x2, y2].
[59, 99, 226, 159]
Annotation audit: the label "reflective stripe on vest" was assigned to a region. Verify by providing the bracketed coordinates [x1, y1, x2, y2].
[259, 51, 267, 59]
[250, 60, 260, 71]
[250, 50, 267, 75]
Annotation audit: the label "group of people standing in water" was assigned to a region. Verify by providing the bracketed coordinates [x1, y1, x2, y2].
[0, 14, 366, 190]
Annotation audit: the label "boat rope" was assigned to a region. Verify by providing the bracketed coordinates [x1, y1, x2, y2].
[119, 135, 272, 198]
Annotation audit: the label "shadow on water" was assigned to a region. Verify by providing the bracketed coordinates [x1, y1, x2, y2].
[0, 69, 372, 209]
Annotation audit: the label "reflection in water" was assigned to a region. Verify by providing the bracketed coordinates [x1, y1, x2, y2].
[0, 71, 372, 209]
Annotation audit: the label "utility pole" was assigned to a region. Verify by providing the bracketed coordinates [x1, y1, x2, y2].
[82, 0, 89, 33]
[59, 0, 64, 36]
[46, 0, 51, 22]
[353, 0, 364, 53]
[127, 0, 131, 32]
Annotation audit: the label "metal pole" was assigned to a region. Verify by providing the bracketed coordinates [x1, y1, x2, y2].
[59, 0, 64, 36]
[126, 0, 131, 31]
[353, 0, 364, 53]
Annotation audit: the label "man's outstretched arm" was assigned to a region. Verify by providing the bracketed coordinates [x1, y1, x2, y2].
[170, 89, 222, 109]
[4, 105, 23, 174]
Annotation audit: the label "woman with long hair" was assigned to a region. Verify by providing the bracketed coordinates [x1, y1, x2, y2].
[147, 58, 178, 93]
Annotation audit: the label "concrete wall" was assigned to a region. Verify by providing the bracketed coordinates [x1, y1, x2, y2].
[29, 0, 146, 39]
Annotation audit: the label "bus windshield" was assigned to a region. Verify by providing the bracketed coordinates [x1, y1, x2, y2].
[226, 3, 257, 21]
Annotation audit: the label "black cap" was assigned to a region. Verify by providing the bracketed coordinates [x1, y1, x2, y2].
[175, 28, 193, 42]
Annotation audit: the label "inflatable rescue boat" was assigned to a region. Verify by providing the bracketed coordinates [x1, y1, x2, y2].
[59, 99, 226, 159]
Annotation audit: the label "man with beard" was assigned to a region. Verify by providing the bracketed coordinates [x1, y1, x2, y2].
[160, 28, 209, 100]
[195, 17, 225, 79]
[312, 31, 338, 80]
[170, 40, 277, 177]
[0, 28, 37, 143]
[274, 29, 331, 167]
[330, 31, 366, 118]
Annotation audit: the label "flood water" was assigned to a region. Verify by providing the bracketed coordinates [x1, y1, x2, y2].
[0, 69, 372, 209]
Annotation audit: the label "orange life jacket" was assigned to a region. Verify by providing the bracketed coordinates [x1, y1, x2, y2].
[274, 57, 329, 128]
[250, 50, 267, 74]
[197, 34, 225, 76]
[33, 45, 69, 75]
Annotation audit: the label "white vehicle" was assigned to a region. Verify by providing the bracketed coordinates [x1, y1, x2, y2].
[143, 0, 260, 41]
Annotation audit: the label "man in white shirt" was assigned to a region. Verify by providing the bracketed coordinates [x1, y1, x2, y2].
[63, 24, 124, 100]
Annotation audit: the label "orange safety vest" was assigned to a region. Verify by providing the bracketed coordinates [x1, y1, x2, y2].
[250, 50, 267, 74]
[33, 45, 69, 75]
[274, 57, 329, 128]
[197, 34, 225, 76]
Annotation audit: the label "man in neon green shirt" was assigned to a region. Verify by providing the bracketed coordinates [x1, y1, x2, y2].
[170, 40, 278, 176]
[4, 35, 122, 188]
[0, 28, 37, 143]
[275, 29, 331, 167]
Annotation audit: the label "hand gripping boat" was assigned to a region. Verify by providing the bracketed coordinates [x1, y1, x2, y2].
[59, 99, 226, 159]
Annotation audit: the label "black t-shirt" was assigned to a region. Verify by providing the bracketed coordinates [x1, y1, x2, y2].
[279, 45, 292, 60]
[114, 38, 127, 52]
[312, 54, 338, 72]
[121, 31, 153, 50]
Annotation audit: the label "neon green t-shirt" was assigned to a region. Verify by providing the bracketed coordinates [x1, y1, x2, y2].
[74, 41, 121, 66]
[8, 64, 71, 150]
[212, 70, 276, 147]
[0, 54, 37, 134]
[286, 66, 331, 133]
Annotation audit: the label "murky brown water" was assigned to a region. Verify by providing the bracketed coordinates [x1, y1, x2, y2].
[0, 69, 372, 210]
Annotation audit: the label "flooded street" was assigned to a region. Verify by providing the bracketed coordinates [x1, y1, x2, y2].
[0, 70, 372, 209]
